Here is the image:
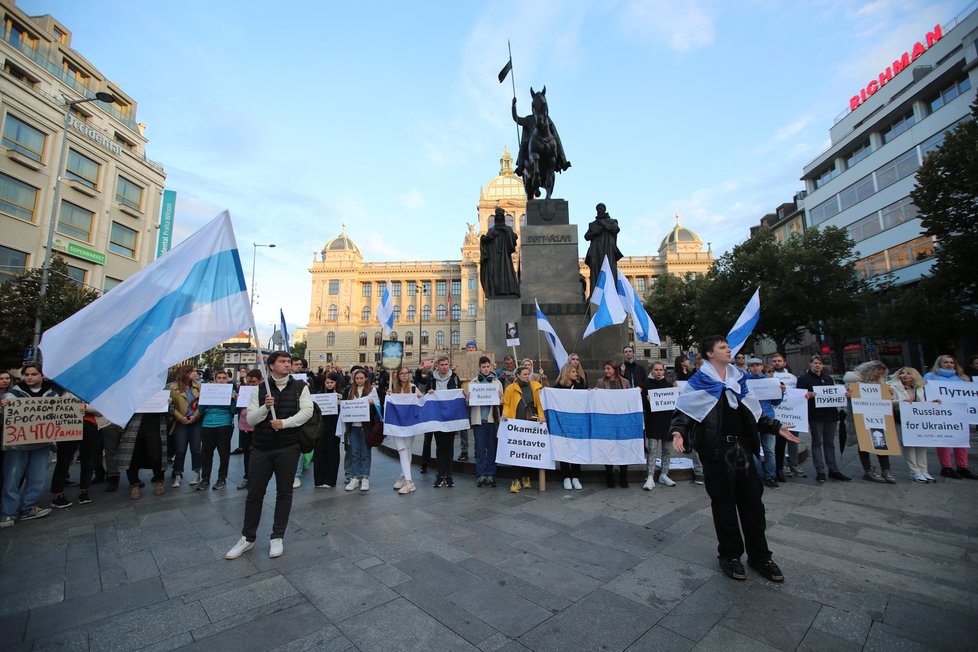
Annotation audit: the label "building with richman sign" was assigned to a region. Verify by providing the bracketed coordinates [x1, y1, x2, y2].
[801, 4, 977, 285]
[0, 0, 166, 291]
[305, 149, 714, 370]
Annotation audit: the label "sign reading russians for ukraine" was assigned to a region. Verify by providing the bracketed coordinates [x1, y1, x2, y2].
[3, 397, 84, 448]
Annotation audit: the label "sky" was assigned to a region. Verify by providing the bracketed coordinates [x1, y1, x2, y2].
[20, 0, 960, 343]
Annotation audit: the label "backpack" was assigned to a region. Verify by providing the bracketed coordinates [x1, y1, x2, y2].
[258, 380, 321, 453]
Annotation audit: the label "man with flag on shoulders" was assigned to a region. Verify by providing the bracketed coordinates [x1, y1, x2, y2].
[670, 335, 799, 583]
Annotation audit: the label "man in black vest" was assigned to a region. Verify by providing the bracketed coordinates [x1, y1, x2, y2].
[226, 351, 313, 559]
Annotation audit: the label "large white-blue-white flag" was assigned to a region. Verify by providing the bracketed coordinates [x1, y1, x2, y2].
[279, 309, 291, 354]
[535, 300, 568, 372]
[383, 389, 469, 437]
[541, 388, 645, 464]
[39, 211, 253, 426]
[726, 287, 760, 356]
[376, 278, 395, 337]
[583, 256, 627, 339]
[615, 269, 660, 344]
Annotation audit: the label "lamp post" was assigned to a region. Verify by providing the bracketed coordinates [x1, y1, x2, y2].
[250, 242, 276, 309]
[417, 282, 427, 366]
[31, 92, 117, 360]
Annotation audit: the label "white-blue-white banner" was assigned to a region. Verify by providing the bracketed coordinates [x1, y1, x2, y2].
[383, 389, 469, 437]
[39, 211, 253, 426]
[541, 387, 645, 464]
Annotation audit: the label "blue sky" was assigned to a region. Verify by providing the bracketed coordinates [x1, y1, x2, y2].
[21, 0, 959, 341]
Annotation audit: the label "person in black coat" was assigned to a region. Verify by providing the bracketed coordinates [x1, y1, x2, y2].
[641, 362, 676, 490]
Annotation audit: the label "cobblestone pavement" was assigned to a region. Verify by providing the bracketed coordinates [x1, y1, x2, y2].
[1, 434, 976, 651]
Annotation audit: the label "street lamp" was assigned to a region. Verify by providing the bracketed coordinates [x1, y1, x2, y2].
[32, 92, 118, 360]
[250, 242, 276, 309]
[417, 283, 427, 365]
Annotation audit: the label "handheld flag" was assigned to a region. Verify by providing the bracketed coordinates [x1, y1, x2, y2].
[615, 269, 660, 344]
[535, 300, 568, 371]
[279, 309, 291, 354]
[583, 257, 627, 339]
[498, 57, 513, 83]
[726, 288, 760, 357]
[39, 211, 253, 426]
[376, 279, 395, 336]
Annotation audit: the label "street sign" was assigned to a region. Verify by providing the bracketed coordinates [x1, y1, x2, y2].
[239, 352, 257, 364]
[223, 352, 241, 364]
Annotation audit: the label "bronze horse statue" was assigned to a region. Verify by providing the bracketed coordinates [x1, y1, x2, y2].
[512, 86, 570, 201]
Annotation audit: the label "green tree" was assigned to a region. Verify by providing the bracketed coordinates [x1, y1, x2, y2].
[0, 256, 99, 368]
[292, 340, 308, 361]
[644, 272, 706, 350]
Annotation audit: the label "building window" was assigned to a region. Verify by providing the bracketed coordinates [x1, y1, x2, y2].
[358, 332, 367, 347]
[406, 304, 416, 321]
[436, 304, 446, 320]
[407, 280, 417, 296]
[421, 331, 429, 346]
[108, 222, 137, 258]
[451, 304, 461, 320]
[377, 281, 387, 296]
[421, 305, 431, 320]
[0, 245, 28, 282]
[875, 148, 919, 191]
[326, 352, 333, 363]
[326, 331, 336, 347]
[389, 331, 398, 342]
[927, 76, 971, 114]
[882, 110, 916, 144]
[361, 282, 372, 297]
[328, 279, 339, 295]
[66, 149, 100, 189]
[847, 212, 883, 243]
[359, 353, 366, 363]
[838, 175, 874, 211]
[422, 280, 431, 296]
[0, 172, 38, 222]
[813, 165, 838, 189]
[2, 114, 46, 163]
[636, 277, 647, 293]
[58, 200, 94, 241]
[436, 280, 446, 296]
[468, 302, 476, 317]
[361, 305, 371, 321]
[436, 331, 445, 346]
[115, 176, 143, 210]
[854, 236, 935, 279]
[392, 281, 401, 297]
[65, 264, 86, 287]
[393, 305, 401, 322]
[451, 279, 461, 296]
[451, 330, 460, 346]
[880, 197, 918, 231]
[468, 278, 476, 290]
[405, 331, 414, 345]
[103, 276, 122, 292]
[808, 196, 840, 226]
[844, 139, 873, 169]
[327, 304, 338, 321]
[374, 332, 382, 346]
[3, 61, 38, 88]
[919, 130, 947, 158]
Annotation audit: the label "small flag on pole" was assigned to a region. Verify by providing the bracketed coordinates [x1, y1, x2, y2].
[616, 270, 660, 344]
[376, 278, 395, 337]
[583, 257, 627, 339]
[279, 309, 291, 355]
[535, 300, 568, 371]
[726, 288, 761, 356]
[498, 57, 513, 83]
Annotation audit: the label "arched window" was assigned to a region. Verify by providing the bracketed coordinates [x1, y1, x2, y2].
[405, 331, 414, 345]
[361, 305, 370, 321]
[421, 331, 429, 345]
[451, 330, 460, 346]
[389, 331, 398, 341]
[421, 305, 431, 320]
[436, 304, 446, 320]
[358, 332, 367, 347]
[406, 305, 416, 321]
[374, 331, 382, 346]
[436, 331, 445, 346]
[326, 331, 335, 347]
[451, 304, 461, 320]
[327, 304, 338, 321]
[393, 305, 401, 322]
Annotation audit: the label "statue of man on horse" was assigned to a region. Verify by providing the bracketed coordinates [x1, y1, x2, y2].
[512, 86, 571, 201]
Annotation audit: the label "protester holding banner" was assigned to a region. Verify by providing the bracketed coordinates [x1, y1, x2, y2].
[771, 353, 804, 482]
[313, 373, 343, 489]
[744, 358, 784, 488]
[924, 355, 975, 479]
[595, 362, 632, 488]
[640, 362, 676, 491]
[797, 355, 850, 483]
[0, 370, 11, 490]
[501, 365, 544, 493]
[848, 362, 895, 483]
[554, 363, 587, 490]
[120, 411, 168, 499]
[236, 369, 262, 490]
[388, 366, 422, 494]
[888, 367, 935, 483]
[168, 365, 202, 488]
[343, 368, 380, 492]
[198, 371, 237, 491]
[425, 356, 462, 488]
[465, 357, 503, 488]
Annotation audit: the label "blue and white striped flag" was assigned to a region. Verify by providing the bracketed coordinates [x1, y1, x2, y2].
[726, 287, 760, 356]
[279, 309, 291, 354]
[383, 389, 469, 437]
[535, 300, 568, 372]
[39, 211, 253, 426]
[583, 256, 626, 339]
[615, 269, 660, 344]
[376, 278, 395, 337]
[541, 387, 646, 464]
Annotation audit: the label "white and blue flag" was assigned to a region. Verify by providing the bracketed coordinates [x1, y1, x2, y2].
[383, 389, 469, 438]
[541, 387, 645, 464]
[279, 308, 291, 354]
[583, 256, 626, 339]
[616, 269, 660, 344]
[376, 278, 395, 337]
[39, 211, 253, 426]
[535, 300, 568, 372]
[726, 287, 760, 356]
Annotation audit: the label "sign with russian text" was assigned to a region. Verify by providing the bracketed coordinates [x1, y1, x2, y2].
[312, 392, 338, 415]
[900, 402, 970, 447]
[647, 387, 680, 412]
[747, 378, 782, 401]
[468, 382, 501, 406]
[773, 388, 809, 433]
[135, 390, 169, 413]
[773, 371, 797, 389]
[495, 418, 555, 469]
[3, 397, 84, 448]
[235, 385, 256, 408]
[924, 381, 978, 425]
[199, 383, 233, 406]
[813, 385, 846, 408]
[340, 398, 370, 422]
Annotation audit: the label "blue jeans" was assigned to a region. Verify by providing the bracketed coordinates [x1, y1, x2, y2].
[756, 433, 776, 480]
[348, 426, 371, 478]
[472, 422, 498, 477]
[172, 421, 202, 477]
[2, 447, 50, 517]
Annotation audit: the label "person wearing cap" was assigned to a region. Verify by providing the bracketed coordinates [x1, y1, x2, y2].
[745, 357, 783, 488]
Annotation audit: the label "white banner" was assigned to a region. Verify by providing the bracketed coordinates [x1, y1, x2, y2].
[773, 388, 809, 433]
[773, 371, 796, 389]
[291, 373, 308, 382]
[647, 387, 680, 412]
[747, 378, 782, 401]
[813, 385, 846, 408]
[924, 381, 978, 425]
[312, 392, 338, 415]
[468, 382, 501, 406]
[235, 385, 256, 408]
[857, 383, 883, 399]
[135, 390, 169, 413]
[495, 418, 555, 469]
[340, 398, 370, 422]
[900, 402, 970, 447]
[198, 383, 233, 406]
[851, 398, 892, 418]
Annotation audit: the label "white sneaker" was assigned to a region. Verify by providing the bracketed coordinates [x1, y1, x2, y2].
[571, 478, 583, 490]
[911, 471, 929, 483]
[293, 477, 301, 489]
[225, 536, 254, 560]
[345, 478, 360, 491]
[642, 477, 655, 491]
[393, 476, 405, 490]
[398, 480, 416, 495]
[659, 474, 676, 487]
[360, 478, 370, 491]
[923, 472, 936, 483]
[171, 474, 182, 488]
[563, 478, 573, 490]
[269, 538, 284, 558]
[189, 471, 201, 486]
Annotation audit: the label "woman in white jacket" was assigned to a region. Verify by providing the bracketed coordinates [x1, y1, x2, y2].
[888, 367, 935, 483]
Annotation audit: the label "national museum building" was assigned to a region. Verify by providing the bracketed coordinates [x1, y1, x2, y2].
[305, 149, 713, 370]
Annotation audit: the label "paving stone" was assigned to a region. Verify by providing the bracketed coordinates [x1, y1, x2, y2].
[603, 553, 714, 612]
[64, 557, 101, 598]
[394, 579, 499, 644]
[0, 579, 64, 616]
[363, 561, 411, 587]
[479, 513, 559, 540]
[119, 549, 161, 583]
[87, 598, 209, 651]
[497, 551, 602, 601]
[720, 583, 821, 650]
[0, 609, 28, 647]
[511, 532, 642, 581]
[460, 556, 572, 613]
[447, 581, 553, 638]
[475, 631, 513, 651]
[810, 604, 872, 645]
[394, 550, 482, 593]
[572, 513, 676, 557]
[187, 600, 329, 650]
[881, 593, 978, 644]
[336, 597, 479, 652]
[797, 628, 864, 652]
[268, 625, 351, 652]
[199, 574, 299, 622]
[863, 621, 940, 651]
[690, 624, 781, 652]
[162, 560, 263, 601]
[149, 535, 218, 575]
[657, 574, 750, 641]
[286, 558, 398, 623]
[625, 625, 696, 651]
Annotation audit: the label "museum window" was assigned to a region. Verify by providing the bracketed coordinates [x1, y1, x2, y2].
[389, 331, 398, 342]
[57, 200, 94, 242]
[115, 176, 143, 210]
[451, 304, 461, 320]
[358, 332, 367, 347]
[0, 172, 38, 222]
[361, 306, 371, 321]
[374, 332, 382, 346]
[392, 281, 401, 296]
[328, 279, 339, 295]
[436, 304, 446, 320]
[468, 278, 476, 290]
[327, 304, 338, 321]
[65, 264, 86, 287]
[0, 245, 28, 282]
[421, 331, 429, 346]
[2, 113, 46, 163]
[451, 330, 460, 346]
[66, 149, 100, 189]
[421, 305, 431, 320]
[436, 331, 445, 346]
[407, 280, 417, 296]
[108, 222, 138, 258]
[436, 280, 446, 296]
[326, 332, 336, 347]
[451, 279, 461, 296]
[393, 305, 401, 322]
[636, 277, 647, 293]
[421, 280, 431, 296]
[406, 305, 416, 321]
[361, 282, 372, 297]
[405, 332, 414, 345]
[359, 353, 366, 363]
[377, 281, 386, 295]
[468, 302, 476, 317]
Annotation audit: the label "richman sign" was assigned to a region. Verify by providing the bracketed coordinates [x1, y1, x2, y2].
[848, 24, 943, 112]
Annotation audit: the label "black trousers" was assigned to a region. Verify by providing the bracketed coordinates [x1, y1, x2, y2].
[422, 432, 434, 465]
[858, 450, 891, 471]
[434, 431, 455, 474]
[51, 420, 98, 493]
[560, 462, 581, 478]
[242, 444, 301, 541]
[201, 425, 233, 481]
[701, 442, 771, 561]
[313, 431, 340, 486]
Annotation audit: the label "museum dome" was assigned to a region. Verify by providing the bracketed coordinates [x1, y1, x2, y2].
[659, 213, 703, 251]
[322, 224, 361, 255]
[482, 148, 524, 201]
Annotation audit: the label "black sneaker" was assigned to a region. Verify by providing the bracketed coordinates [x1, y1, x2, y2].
[419, 464, 428, 474]
[433, 475, 446, 488]
[51, 494, 72, 509]
[764, 478, 779, 489]
[457, 453, 469, 462]
[212, 479, 226, 490]
[77, 491, 92, 505]
[815, 473, 827, 483]
[748, 558, 784, 582]
[487, 476, 496, 488]
[196, 480, 210, 491]
[956, 468, 977, 480]
[718, 557, 747, 580]
[693, 475, 705, 485]
[446, 475, 455, 488]
[828, 470, 851, 482]
[940, 467, 961, 479]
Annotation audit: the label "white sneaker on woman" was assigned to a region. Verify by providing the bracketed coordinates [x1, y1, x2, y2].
[189, 471, 201, 486]
[345, 478, 360, 491]
[171, 474, 182, 488]
[398, 480, 416, 495]
[393, 476, 405, 490]
[563, 478, 573, 490]
[360, 478, 370, 491]
[571, 478, 583, 490]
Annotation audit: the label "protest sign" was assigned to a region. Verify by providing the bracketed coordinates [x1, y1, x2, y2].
[468, 382, 501, 406]
[505, 321, 520, 347]
[773, 371, 797, 389]
[291, 373, 308, 382]
[340, 398, 370, 422]
[747, 378, 782, 401]
[457, 351, 495, 384]
[924, 381, 978, 425]
[849, 384, 899, 455]
[647, 387, 680, 412]
[773, 388, 809, 433]
[900, 402, 970, 447]
[813, 385, 846, 408]
[311, 392, 338, 415]
[495, 418, 555, 469]
[135, 390, 169, 413]
[850, 398, 892, 419]
[856, 383, 883, 399]
[381, 341, 403, 370]
[198, 383, 233, 406]
[3, 397, 84, 448]
[235, 385, 256, 408]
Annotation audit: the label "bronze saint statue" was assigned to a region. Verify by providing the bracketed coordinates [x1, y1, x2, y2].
[584, 203, 622, 300]
[512, 87, 570, 201]
[479, 208, 520, 297]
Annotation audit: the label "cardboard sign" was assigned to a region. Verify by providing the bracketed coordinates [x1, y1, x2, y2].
[235, 385, 257, 408]
[924, 380, 978, 425]
[773, 388, 809, 433]
[468, 382, 501, 406]
[505, 321, 520, 347]
[340, 398, 370, 422]
[312, 392, 339, 415]
[900, 402, 970, 447]
[199, 383, 234, 406]
[3, 397, 84, 448]
[135, 390, 169, 413]
[495, 418, 555, 469]
[647, 387, 680, 412]
[849, 384, 900, 455]
[747, 378, 782, 401]
[813, 385, 846, 408]
[457, 351, 496, 384]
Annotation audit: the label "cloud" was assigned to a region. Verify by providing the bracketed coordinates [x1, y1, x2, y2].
[773, 115, 815, 142]
[398, 189, 425, 210]
[618, 0, 717, 52]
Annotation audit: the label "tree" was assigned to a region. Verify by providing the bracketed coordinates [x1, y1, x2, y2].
[911, 97, 978, 312]
[644, 272, 707, 350]
[292, 340, 308, 361]
[0, 256, 99, 368]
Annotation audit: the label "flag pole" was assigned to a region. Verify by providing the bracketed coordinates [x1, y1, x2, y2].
[251, 320, 277, 421]
[508, 40, 520, 157]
